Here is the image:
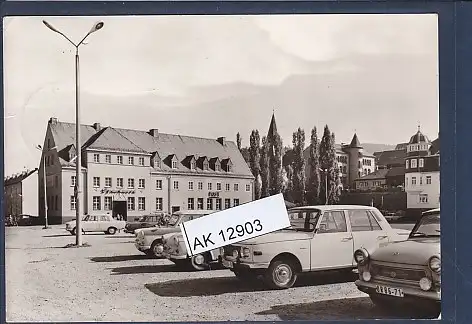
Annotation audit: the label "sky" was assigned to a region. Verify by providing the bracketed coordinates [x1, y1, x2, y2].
[3, 14, 439, 176]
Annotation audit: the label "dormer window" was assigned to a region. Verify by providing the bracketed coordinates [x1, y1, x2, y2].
[172, 161, 177, 169]
[191, 161, 196, 170]
[203, 161, 209, 170]
[215, 163, 221, 171]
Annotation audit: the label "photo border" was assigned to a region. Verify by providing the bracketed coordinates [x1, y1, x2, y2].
[0, 1, 465, 323]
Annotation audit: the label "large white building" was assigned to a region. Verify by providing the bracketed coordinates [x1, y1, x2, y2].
[40, 117, 255, 224]
[404, 128, 440, 216]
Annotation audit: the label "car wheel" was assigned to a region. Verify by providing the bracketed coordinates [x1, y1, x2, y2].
[150, 240, 164, 258]
[190, 254, 210, 271]
[264, 259, 298, 289]
[107, 227, 117, 235]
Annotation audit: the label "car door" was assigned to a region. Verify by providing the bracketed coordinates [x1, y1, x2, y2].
[99, 216, 110, 231]
[310, 210, 354, 270]
[347, 209, 389, 254]
[84, 215, 99, 232]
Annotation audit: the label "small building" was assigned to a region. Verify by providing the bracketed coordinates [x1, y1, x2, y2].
[3, 168, 39, 220]
[354, 166, 405, 191]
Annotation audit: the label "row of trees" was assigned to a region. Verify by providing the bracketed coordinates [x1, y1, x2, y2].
[237, 124, 342, 206]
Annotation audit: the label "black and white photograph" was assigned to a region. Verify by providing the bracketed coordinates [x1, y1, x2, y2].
[4, 14, 440, 321]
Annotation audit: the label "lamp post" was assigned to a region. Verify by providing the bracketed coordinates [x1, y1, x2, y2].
[319, 168, 328, 205]
[35, 145, 57, 229]
[43, 20, 104, 246]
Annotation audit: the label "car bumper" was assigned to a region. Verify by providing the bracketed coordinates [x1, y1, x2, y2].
[355, 280, 441, 302]
[222, 256, 269, 269]
[135, 243, 150, 252]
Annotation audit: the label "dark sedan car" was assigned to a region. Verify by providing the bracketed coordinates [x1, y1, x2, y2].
[124, 213, 169, 234]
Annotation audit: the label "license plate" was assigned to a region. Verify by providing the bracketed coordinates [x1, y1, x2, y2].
[222, 259, 233, 269]
[376, 285, 404, 297]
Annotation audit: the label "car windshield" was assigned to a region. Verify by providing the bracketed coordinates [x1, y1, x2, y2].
[410, 212, 440, 238]
[83, 215, 90, 221]
[286, 209, 321, 232]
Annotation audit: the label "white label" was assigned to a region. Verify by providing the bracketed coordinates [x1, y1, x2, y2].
[179, 193, 290, 256]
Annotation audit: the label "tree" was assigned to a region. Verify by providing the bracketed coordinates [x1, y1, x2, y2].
[319, 125, 338, 204]
[329, 132, 342, 204]
[291, 128, 306, 205]
[268, 133, 284, 196]
[284, 164, 294, 203]
[259, 136, 270, 198]
[240, 147, 250, 164]
[249, 130, 261, 200]
[236, 132, 242, 151]
[306, 127, 321, 205]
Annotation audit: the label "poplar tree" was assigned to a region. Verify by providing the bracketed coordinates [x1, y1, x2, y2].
[249, 130, 261, 200]
[306, 126, 321, 204]
[259, 136, 270, 198]
[291, 128, 306, 205]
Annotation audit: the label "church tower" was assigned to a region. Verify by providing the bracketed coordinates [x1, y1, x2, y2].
[343, 133, 364, 186]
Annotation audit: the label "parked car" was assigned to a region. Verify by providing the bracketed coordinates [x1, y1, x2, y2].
[220, 205, 411, 290]
[162, 231, 221, 270]
[134, 210, 211, 257]
[65, 215, 126, 235]
[354, 208, 440, 316]
[125, 212, 170, 234]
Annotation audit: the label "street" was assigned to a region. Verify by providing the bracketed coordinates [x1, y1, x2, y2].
[5, 223, 430, 322]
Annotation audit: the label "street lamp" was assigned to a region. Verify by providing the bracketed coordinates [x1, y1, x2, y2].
[35, 144, 57, 229]
[43, 20, 104, 246]
[319, 168, 328, 205]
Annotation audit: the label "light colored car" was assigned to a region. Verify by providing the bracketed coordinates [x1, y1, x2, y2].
[220, 205, 410, 289]
[354, 208, 440, 316]
[65, 215, 126, 235]
[134, 210, 210, 257]
[162, 231, 221, 271]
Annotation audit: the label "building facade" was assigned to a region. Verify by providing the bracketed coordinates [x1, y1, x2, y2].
[4, 169, 39, 220]
[304, 133, 376, 189]
[40, 118, 255, 224]
[404, 128, 440, 215]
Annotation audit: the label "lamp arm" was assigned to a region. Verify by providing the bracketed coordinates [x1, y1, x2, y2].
[77, 32, 92, 47]
[56, 31, 78, 48]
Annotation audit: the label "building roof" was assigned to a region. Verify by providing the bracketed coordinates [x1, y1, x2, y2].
[47, 119, 253, 177]
[355, 168, 389, 181]
[375, 149, 406, 168]
[386, 167, 405, 178]
[4, 168, 38, 186]
[409, 127, 430, 144]
[430, 137, 440, 155]
[395, 143, 408, 150]
[349, 133, 362, 148]
[267, 112, 278, 141]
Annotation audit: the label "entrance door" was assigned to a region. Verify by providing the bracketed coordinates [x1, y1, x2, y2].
[113, 201, 128, 221]
[310, 210, 354, 270]
[171, 206, 180, 213]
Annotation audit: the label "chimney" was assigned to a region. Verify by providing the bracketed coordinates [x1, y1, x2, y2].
[217, 137, 226, 146]
[49, 117, 58, 124]
[93, 123, 101, 131]
[149, 129, 159, 137]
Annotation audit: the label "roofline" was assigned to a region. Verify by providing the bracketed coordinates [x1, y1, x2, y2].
[85, 148, 151, 156]
[150, 170, 254, 180]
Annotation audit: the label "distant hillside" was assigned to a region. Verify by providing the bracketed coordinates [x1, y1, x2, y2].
[362, 143, 398, 155]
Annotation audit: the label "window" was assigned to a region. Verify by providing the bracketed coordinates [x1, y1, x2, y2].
[138, 197, 146, 211]
[188, 198, 195, 210]
[215, 163, 221, 172]
[127, 197, 135, 211]
[198, 182, 203, 190]
[225, 183, 230, 191]
[139, 157, 145, 166]
[405, 160, 409, 169]
[225, 198, 231, 209]
[411, 159, 417, 168]
[156, 159, 161, 168]
[419, 158, 424, 168]
[172, 161, 178, 169]
[318, 211, 347, 233]
[93, 177, 100, 188]
[105, 177, 112, 188]
[128, 156, 134, 165]
[348, 210, 381, 232]
[117, 178, 123, 188]
[93, 154, 100, 163]
[207, 198, 213, 210]
[419, 194, 429, 203]
[412, 177, 417, 185]
[420, 177, 423, 185]
[190, 161, 196, 170]
[156, 198, 163, 211]
[70, 196, 76, 210]
[173, 181, 179, 190]
[104, 197, 112, 210]
[104, 155, 110, 164]
[138, 179, 145, 189]
[233, 199, 240, 206]
[71, 175, 76, 187]
[197, 198, 204, 210]
[189, 181, 194, 190]
[203, 161, 209, 171]
[117, 156, 123, 164]
[93, 196, 101, 210]
[208, 183, 212, 190]
[246, 184, 251, 192]
[426, 176, 432, 185]
[156, 180, 162, 190]
[55, 195, 58, 210]
[216, 183, 222, 191]
[100, 216, 108, 222]
[128, 178, 135, 189]
[234, 183, 239, 191]
[215, 198, 222, 210]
